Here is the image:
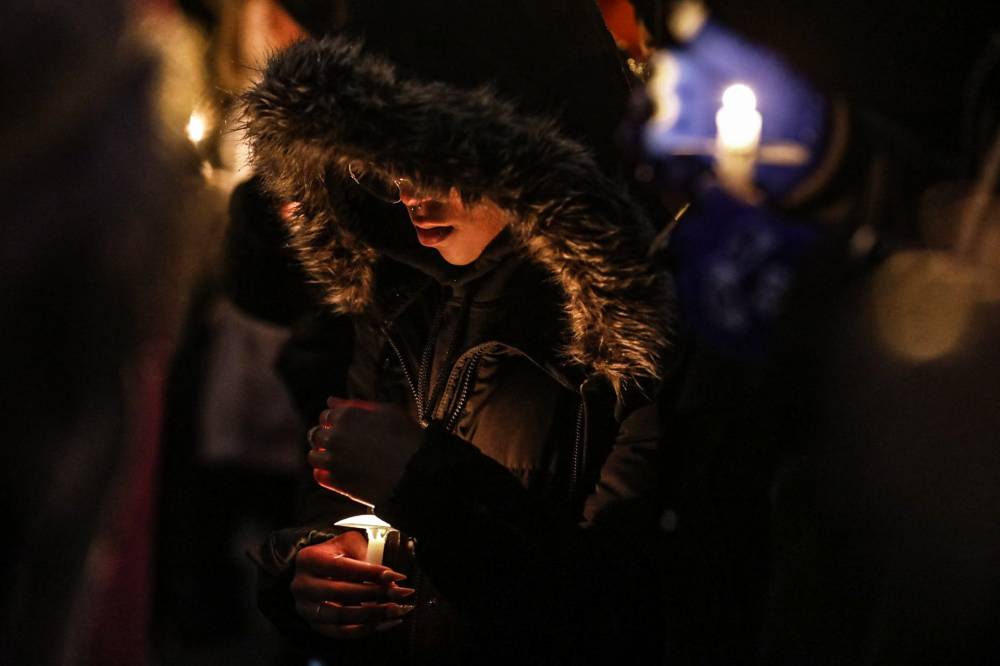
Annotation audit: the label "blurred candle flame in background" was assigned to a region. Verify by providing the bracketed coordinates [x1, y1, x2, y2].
[873, 127, 1000, 362]
[185, 109, 208, 145]
[715, 83, 762, 197]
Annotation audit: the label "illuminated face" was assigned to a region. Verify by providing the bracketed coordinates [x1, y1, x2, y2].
[400, 188, 510, 266]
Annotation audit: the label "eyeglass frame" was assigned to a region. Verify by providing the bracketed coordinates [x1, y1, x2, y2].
[347, 159, 415, 204]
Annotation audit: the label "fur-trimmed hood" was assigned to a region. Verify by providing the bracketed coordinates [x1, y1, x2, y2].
[243, 36, 671, 392]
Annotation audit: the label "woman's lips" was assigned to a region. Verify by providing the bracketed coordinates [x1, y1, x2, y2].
[406, 199, 454, 246]
[414, 225, 454, 246]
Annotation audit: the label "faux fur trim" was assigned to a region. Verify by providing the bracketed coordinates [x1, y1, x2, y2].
[242, 37, 671, 393]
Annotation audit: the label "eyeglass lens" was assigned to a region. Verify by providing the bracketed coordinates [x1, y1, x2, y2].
[348, 160, 414, 204]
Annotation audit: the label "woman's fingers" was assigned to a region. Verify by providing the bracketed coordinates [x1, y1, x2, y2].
[326, 397, 378, 411]
[307, 448, 333, 469]
[315, 400, 379, 439]
[296, 600, 414, 626]
[309, 405, 357, 449]
[297, 545, 406, 584]
[296, 598, 409, 641]
[297, 532, 368, 562]
[292, 575, 416, 604]
[291, 535, 415, 637]
[310, 619, 405, 640]
[308, 425, 334, 450]
[319, 408, 336, 429]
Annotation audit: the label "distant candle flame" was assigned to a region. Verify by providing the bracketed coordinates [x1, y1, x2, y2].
[714, 83, 762, 197]
[186, 111, 207, 144]
[716, 83, 762, 153]
[870, 250, 977, 362]
[722, 84, 757, 113]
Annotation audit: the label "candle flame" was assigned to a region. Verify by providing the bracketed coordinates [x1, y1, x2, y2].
[186, 111, 207, 144]
[722, 83, 757, 113]
[335, 514, 396, 565]
[714, 82, 763, 197]
[871, 250, 977, 362]
[716, 83, 762, 154]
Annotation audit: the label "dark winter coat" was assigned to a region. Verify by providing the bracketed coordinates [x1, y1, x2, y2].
[240, 7, 673, 664]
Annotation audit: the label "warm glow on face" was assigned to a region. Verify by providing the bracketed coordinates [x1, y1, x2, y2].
[400, 189, 511, 266]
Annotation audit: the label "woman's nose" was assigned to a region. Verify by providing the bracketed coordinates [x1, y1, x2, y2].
[396, 179, 421, 205]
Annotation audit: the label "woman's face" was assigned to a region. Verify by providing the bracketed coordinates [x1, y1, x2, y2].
[400, 188, 510, 265]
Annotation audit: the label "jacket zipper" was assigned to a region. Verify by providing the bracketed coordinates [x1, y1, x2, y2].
[444, 349, 486, 432]
[569, 395, 586, 500]
[432, 338, 587, 508]
[380, 329, 426, 666]
[386, 328, 586, 507]
[383, 328, 492, 665]
[382, 325, 421, 415]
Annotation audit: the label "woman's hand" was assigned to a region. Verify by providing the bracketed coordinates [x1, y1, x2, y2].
[307, 398, 426, 506]
[292, 531, 415, 639]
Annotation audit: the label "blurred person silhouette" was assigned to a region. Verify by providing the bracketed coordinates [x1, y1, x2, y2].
[619, 3, 859, 661]
[623, 1, 1000, 663]
[231, 1, 675, 664]
[758, 30, 1000, 665]
[0, 1, 204, 664]
[146, 3, 318, 662]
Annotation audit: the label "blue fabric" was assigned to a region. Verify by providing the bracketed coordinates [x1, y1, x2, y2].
[668, 187, 822, 361]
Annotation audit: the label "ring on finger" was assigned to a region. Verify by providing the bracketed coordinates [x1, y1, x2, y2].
[314, 602, 325, 622]
[306, 426, 320, 446]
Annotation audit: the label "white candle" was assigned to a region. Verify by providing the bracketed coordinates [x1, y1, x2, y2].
[334, 513, 396, 565]
[715, 83, 762, 195]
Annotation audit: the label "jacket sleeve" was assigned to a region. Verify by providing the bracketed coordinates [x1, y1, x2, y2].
[376, 398, 667, 664]
[249, 525, 338, 651]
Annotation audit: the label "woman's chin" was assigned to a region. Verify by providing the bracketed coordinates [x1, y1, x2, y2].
[436, 248, 477, 266]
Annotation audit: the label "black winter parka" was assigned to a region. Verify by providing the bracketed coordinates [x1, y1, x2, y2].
[240, 5, 674, 663]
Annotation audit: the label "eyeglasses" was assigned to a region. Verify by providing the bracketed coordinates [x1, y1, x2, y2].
[347, 160, 415, 204]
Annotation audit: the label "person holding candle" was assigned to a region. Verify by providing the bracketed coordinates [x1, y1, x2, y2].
[619, 2, 1000, 663]
[236, 1, 674, 664]
[635, 0, 838, 205]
